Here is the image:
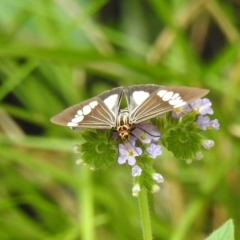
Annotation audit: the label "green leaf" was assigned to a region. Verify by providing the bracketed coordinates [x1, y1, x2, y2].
[205, 219, 234, 240]
[164, 127, 201, 160]
[80, 130, 118, 169]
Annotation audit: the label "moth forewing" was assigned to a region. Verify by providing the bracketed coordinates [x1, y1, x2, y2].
[125, 84, 161, 114]
[50, 87, 124, 129]
[127, 86, 209, 124]
[97, 86, 124, 116]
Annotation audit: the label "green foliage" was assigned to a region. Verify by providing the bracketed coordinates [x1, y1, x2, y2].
[0, 0, 239, 239]
[205, 219, 234, 240]
[80, 130, 118, 169]
[162, 113, 202, 160]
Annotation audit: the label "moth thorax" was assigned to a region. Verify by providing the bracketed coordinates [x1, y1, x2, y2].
[117, 109, 132, 141]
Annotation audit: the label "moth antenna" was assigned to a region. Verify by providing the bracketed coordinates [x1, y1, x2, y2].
[135, 125, 160, 138]
[108, 129, 118, 143]
[125, 137, 142, 156]
[128, 132, 147, 155]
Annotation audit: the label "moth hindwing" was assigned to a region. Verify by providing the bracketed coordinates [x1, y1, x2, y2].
[51, 84, 209, 130]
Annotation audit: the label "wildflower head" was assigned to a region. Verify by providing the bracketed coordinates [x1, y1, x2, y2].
[71, 96, 219, 196]
[190, 98, 213, 115]
[118, 140, 142, 166]
[132, 165, 142, 177]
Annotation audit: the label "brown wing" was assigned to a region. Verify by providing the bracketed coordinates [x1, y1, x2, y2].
[125, 85, 209, 124]
[51, 87, 124, 129]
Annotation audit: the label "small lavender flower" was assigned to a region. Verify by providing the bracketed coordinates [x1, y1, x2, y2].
[118, 140, 142, 166]
[190, 98, 213, 115]
[152, 173, 164, 183]
[202, 139, 215, 150]
[172, 104, 193, 118]
[147, 143, 162, 159]
[132, 123, 160, 143]
[210, 119, 220, 130]
[132, 184, 141, 197]
[197, 115, 211, 130]
[132, 165, 142, 177]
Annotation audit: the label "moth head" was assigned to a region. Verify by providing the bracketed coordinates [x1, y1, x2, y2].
[119, 130, 130, 143]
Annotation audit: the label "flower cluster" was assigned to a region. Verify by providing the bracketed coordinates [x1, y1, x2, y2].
[172, 98, 219, 152]
[165, 98, 219, 159]
[73, 97, 219, 197]
[117, 123, 163, 196]
[173, 98, 219, 131]
[116, 98, 219, 196]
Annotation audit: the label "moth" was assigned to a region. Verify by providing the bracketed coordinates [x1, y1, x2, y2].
[51, 84, 209, 141]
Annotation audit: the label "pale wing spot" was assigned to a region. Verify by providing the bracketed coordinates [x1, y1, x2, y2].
[174, 101, 187, 108]
[104, 94, 118, 110]
[169, 99, 184, 105]
[89, 101, 98, 108]
[157, 90, 167, 97]
[77, 110, 83, 115]
[133, 91, 149, 105]
[162, 91, 174, 101]
[67, 122, 79, 127]
[71, 115, 84, 123]
[82, 105, 91, 115]
[171, 93, 180, 99]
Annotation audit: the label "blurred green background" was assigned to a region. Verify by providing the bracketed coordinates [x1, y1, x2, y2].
[0, 0, 239, 239]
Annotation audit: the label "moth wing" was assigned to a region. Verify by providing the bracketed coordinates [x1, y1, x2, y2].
[125, 85, 209, 124]
[51, 87, 124, 129]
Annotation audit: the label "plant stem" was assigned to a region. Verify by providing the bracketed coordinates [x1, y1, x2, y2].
[79, 166, 94, 240]
[138, 187, 152, 240]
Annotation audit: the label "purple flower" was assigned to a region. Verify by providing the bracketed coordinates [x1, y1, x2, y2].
[202, 139, 215, 150]
[172, 104, 193, 118]
[210, 119, 220, 130]
[190, 98, 213, 115]
[197, 115, 211, 130]
[147, 143, 162, 159]
[118, 141, 142, 166]
[197, 115, 220, 131]
[132, 165, 142, 177]
[132, 123, 160, 143]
